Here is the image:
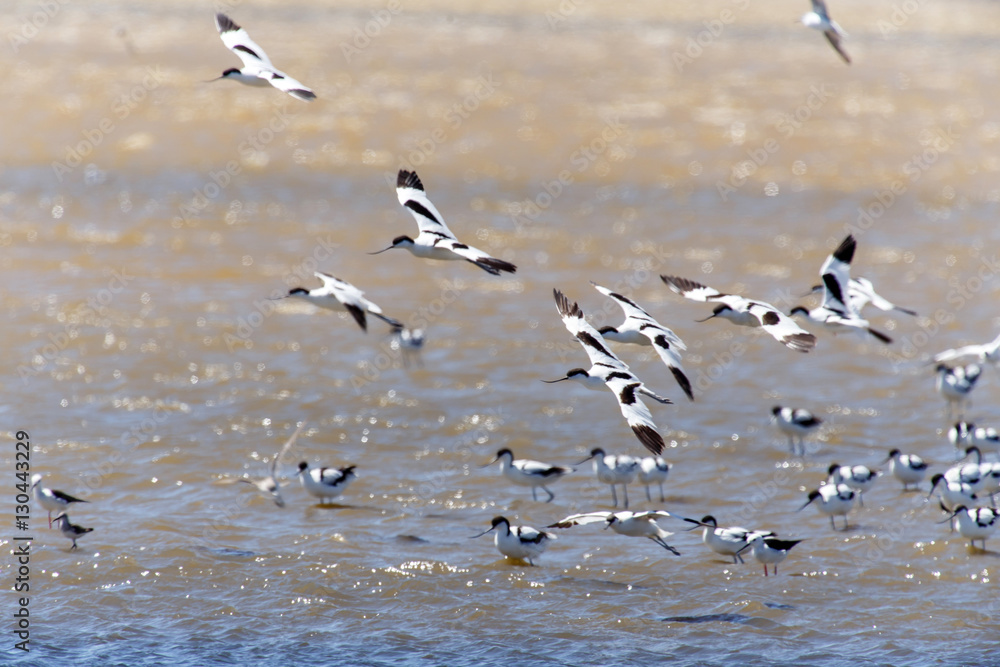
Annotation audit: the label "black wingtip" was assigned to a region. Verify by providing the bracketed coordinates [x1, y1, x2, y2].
[344, 303, 368, 332]
[397, 169, 424, 192]
[833, 235, 856, 264]
[785, 332, 817, 353]
[660, 274, 705, 295]
[867, 328, 892, 345]
[670, 367, 695, 401]
[476, 258, 517, 275]
[216, 13, 240, 33]
[289, 89, 316, 101]
[633, 424, 665, 456]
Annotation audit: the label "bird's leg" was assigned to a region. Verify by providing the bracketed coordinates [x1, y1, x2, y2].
[543, 486, 555, 503]
[645, 485, 652, 502]
[532, 487, 538, 502]
[610, 485, 618, 507]
[658, 483, 665, 503]
[622, 484, 629, 509]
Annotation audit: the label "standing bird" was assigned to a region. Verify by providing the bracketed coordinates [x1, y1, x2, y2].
[212, 13, 316, 101]
[370, 170, 517, 275]
[946, 506, 999, 549]
[52, 512, 93, 550]
[591, 282, 693, 401]
[549, 510, 684, 556]
[686, 516, 773, 564]
[546, 290, 672, 455]
[637, 456, 671, 503]
[31, 474, 88, 528]
[948, 421, 976, 453]
[578, 448, 639, 508]
[828, 464, 879, 507]
[296, 462, 357, 504]
[285, 271, 402, 332]
[771, 406, 823, 456]
[800, 483, 856, 531]
[483, 448, 573, 503]
[884, 449, 928, 491]
[790, 236, 892, 344]
[238, 423, 304, 508]
[472, 516, 554, 566]
[928, 473, 979, 514]
[935, 363, 981, 420]
[738, 534, 803, 577]
[800, 0, 851, 64]
[661, 275, 816, 352]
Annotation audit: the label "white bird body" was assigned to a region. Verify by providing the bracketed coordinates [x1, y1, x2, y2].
[287, 271, 401, 332]
[31, 474, 88, 528]
[772, 406, 823, 456]
[213, 14, 315, 101]
[691, 516, 772, 564]
[592, 282, 693, 401]
[929, 474, 978, 513]
[661, 275, 816, 352]
[828, 464, 879, 506]
[487, 448, 572, 502]
[800, 483, 855, 530]
[474, 516, 554, 566]
[740, 534, 803, 576]
[637, 456, 671, 502]
[297, 461, 357, 503]
[936, 364, 981, 419]
[580, 448, 639, 508]
[973, 427, 1000, 457]
[791, 236, 891, 344]
[52, 512, 93, 550]
[548, 290, 672, 455]
[933, 332, 1000, 367]
[800, 0, 851, 64]
[950, 506, 999, 549]
[549, 510, 683, 555]
[885, 449, 928, 491]
[371, 170, 516, 275]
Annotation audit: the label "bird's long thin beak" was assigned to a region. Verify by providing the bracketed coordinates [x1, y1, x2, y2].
[695, 314, 717, 323]
[936, 512, 961, 525]
[575, 454, 596, 465]
[204, 76, 225, 83]
[541, 377, 571, 384]
[470, 527, 495, 539]
[368, 246, 394, 255]
[479, 458, 499, 469]
[680, 517, 709, 531]
[797, 498, 815, 512]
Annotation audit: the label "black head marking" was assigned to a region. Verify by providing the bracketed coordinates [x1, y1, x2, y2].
[288, 287, 309, 296]
[221, 67, 241, 77]
[392, 235, 414, 246]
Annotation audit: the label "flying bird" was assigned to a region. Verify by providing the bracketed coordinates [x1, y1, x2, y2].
[212, 13, 316, 101]
[238, 423, 305, 507]
[661, 275, 816, 352]
[591, 282, 693, 401]
[546, 290, 672, 455]
[800, 0, 851, 64]
[370, 170, 517, 275]
[286, 271, 402, 332]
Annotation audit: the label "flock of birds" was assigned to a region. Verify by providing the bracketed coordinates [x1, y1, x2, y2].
[29, 8, 999, 578]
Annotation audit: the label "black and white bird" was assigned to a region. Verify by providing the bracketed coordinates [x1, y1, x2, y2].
[737, 534, 803, 577]
[805, 277, 916, 317]
[637, 456, 671, 503]
[389, 324, 426, 368]
[800, 483, 855, 531]
[484, 448, 573, 503]
[286, 271, 402, 332]
[800, 0, 850, 64]
[790, 236, 892, 344]
[549, 510, 683, 556]
[884, 449, 928, 491]
[591, 282, 693, 401]
[297, 461, 357, 504]
[928, 473, 978, 514]
[52, 512, 93, 550]
[935, 363, 982, 420]
[472, 516, 554, 566]
[948, 421, 976, 452]
[546, 290, 672, 455]
[828, 464, 879, 507]
[685, 516, 773, 564]
[212, 13, 316, 101]
[661, 275, 816, 353]
[370, 170, 517, 275]
[771, 406, 823, 456]
[973, 427, 1000, 458]
[31, 474, 88, 528]
[933, 332, 1000, 367]
[946, 506, 998, 549]
[578, 448, 639, 508]
[238, 423, 304, 508]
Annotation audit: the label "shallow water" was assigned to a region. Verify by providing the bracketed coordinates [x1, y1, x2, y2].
[2, 0, 1000, 664]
